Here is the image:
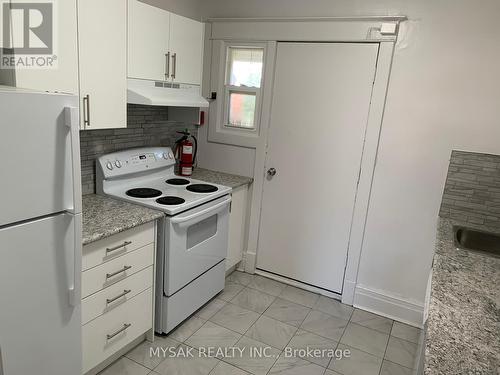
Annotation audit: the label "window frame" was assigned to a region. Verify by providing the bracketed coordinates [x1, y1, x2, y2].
[222, 43, 265, 132]
[207, 40, 269, 147]
[224, 89, 258, 130]
[222, 45, 264, 132]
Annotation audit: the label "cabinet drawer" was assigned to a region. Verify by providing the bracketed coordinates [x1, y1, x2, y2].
[82, 222, 155, 271]
[82, 265, 153, 325]
[82, 288, 153, 374]
[82, 243, 154, 298]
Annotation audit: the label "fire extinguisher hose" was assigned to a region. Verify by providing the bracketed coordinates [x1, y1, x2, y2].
[192, 134, 198, 168]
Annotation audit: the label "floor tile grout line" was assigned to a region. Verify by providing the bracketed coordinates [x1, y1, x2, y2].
[121, 355, 154, 373]
[213, 280, 309, 374]
[119, 272, 421, 375]
[381, 358, 416, 371]
[335, 321, 390, 362]
[298, 308, 350, 343]
[234, 284, 281, 301]
[387, 332, 423, 346]
[376, 320, 393, 375]
[226, 292, 278, 316]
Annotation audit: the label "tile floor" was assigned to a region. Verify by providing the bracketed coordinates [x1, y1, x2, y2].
[99, 272, 422, 375]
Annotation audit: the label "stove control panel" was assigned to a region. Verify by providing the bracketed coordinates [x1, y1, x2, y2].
[97, 147, 176, 179]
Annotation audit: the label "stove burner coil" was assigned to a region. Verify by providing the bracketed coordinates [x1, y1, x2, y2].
[166, 178, 190, 186]
[156, 196, 186, 205]
[186, 184, 218, 193]
[125, 188, 162, 198]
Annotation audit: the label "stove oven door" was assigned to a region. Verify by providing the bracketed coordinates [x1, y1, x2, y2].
[164, 195, 231, 295]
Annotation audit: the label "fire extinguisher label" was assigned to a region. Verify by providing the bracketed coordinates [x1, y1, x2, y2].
[183, 145, 193, 154]
[181, 167, 192, 175]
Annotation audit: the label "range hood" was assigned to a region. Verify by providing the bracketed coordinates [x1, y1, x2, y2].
[127, 78, 209, 108]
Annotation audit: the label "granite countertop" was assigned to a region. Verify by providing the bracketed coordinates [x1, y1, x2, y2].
[425, 217, 500, 374]
[191, 167, 253, 189]
[82, 194, 164, 245]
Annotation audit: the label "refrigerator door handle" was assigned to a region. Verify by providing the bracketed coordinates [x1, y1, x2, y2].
[68, 213, 82, 307]
[64, 107, 82, 214]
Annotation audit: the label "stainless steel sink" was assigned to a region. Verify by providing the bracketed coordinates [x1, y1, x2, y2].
[454, 226, 500, 257]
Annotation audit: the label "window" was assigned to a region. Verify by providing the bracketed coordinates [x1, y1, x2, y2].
[224, 47, 264, 130]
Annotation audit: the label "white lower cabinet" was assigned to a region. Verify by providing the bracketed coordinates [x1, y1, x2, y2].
[81, 223, 156, 374]
[82, 289, 153, 374]
[82, 266, 153, 325]
[82, 243, 154, 298]
[226, 185, 249, 271]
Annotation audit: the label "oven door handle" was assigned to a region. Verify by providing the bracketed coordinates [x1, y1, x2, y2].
[170, 197, 232, 227]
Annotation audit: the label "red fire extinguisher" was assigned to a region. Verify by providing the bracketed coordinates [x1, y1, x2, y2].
[174, 130, 197, 176]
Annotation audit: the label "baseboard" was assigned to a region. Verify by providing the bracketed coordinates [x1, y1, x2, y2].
[354, 285, 424, 328]
[244, 251, 256, 273]
[225, 263, 238, 276]
[341, 279, 356, 305]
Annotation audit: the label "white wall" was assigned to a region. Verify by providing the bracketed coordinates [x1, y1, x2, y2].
[199, 0, 500, 317]
[196, 131, 256, 177]
[143, 0, 203, 20]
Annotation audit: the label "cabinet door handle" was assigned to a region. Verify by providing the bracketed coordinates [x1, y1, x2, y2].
[171, 53, 177, 79]
[83, 94, 90, 127]
[165, 52, 170, 80]
[106, 323, 132, 340]
[106, 241, 132, 254]
[106, 289, 131, 305]
[106, 265, 132, 279]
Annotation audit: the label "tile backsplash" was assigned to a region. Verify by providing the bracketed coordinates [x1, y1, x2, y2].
[80, 104, 198, 195]
[440, 150, 500, 230]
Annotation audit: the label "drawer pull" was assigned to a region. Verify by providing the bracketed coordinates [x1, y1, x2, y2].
[106, 289, 132, 305]
[106, 241, 132, 254]
[106, 265, 132, 279]
[106, 323, 132, 340]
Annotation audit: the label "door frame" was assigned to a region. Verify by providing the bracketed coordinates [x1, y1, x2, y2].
[203, 17, 404, 305]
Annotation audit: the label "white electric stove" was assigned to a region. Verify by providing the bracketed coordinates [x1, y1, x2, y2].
[96, 147, 232, 334]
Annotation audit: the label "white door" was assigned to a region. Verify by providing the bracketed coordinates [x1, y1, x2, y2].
[128, 0, 170, 81]
[256, 43, 378, 294]
[0, 213, 81, 375]
[78, 0, 127, 129]
[169, 13, 203, 85]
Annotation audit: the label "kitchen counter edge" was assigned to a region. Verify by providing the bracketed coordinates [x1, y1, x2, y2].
[82, 194, 164, 246]
[191, 168, 253, 189]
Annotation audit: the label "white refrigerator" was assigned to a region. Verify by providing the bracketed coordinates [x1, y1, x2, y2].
[0, 87, 82, 375]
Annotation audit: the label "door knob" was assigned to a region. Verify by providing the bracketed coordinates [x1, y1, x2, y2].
[267, 168, 277, 177]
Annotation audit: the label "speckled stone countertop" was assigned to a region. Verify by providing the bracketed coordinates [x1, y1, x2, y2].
[191, 168, 253, 189]
[424, 217, 500, 374]
[82, 194, 164, 245]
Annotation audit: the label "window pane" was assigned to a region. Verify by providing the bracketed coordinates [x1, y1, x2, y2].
[227, 47, 263, 88]
[228, 92, 256, 128]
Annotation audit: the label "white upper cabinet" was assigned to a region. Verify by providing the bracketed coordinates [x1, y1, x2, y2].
[78, 0, 127, 129]
[169, 13, 204, 85]
[127, 1, 204, 85]
[7, 0, 79, 94]
[128, 0, 170, 82]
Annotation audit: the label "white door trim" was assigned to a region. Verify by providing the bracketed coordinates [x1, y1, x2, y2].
[202, 19, 403, 304]
[341, 42, 396, 305]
